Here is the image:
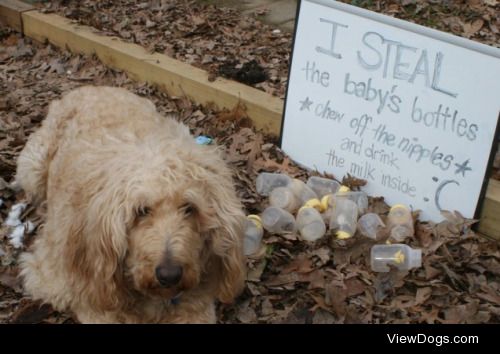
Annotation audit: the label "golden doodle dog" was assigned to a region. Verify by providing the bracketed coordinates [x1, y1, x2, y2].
[16, 86, 246, 323]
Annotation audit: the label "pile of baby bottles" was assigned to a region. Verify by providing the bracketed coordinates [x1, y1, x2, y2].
[244, 172, 422, 273]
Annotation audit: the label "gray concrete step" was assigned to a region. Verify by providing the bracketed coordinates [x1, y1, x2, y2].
[200, 0, 298, 32]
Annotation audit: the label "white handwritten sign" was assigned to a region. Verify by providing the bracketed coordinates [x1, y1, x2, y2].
[281, 0, 500, 221]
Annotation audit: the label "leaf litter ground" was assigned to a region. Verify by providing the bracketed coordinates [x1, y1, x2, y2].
[1, 0, 499, 324]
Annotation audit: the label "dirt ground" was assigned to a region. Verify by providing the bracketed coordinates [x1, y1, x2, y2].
[1, 0, 499, 324]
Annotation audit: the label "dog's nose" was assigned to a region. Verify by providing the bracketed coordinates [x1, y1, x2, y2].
[155, 263, 183, 287]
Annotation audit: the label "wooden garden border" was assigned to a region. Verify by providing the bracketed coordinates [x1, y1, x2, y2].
[6, 5, 284, 134]
[1, 0, 499, 241]
[0, 0, 33, 32]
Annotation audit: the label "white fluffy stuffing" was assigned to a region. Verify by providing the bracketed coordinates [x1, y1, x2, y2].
[5, 203, 27, 227]
[9, 225, 25, 249]
[4, 203, 34, 249]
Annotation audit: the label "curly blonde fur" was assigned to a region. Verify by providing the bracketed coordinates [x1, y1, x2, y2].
[17, 86, 246, 323]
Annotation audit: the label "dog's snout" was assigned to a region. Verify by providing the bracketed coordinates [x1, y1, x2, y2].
[155, 263, 183, 287]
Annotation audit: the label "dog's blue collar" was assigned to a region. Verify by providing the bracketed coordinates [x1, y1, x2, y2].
[195, 135, 213, 145]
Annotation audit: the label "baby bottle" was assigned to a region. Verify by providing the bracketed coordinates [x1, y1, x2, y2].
[329, 197, 358, 239]
[256, 172, 292, 196]
[269, 186, 301, 213]
[289, 178, 318, 205]
[387, 204, 414, 242]
[358, 213, 385, 240]
[336, 186, 368, 214]
[296, 199, 326, 242]
[370, 244, 422, 272]
[261, 207, 296, 234]
[306, 176, 340, 198]
[243, 215, 264, 256]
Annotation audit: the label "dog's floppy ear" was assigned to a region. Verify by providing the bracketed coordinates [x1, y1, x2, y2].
[200, 155, 246, 304]
[210, 201, 246, 304]
[65, 185, 130, 312]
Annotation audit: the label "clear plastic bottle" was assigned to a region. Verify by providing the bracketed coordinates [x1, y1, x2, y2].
[329, 198, 358, 239]
[243, 215, 264, 256]
[255, 172, 292, 196]
[336, 187, 368, 215]
[387, 204, 414, 242]
[320, 194, 334, 223]
[269, 186, 300, 213]
[288, 178, 318, 205]
[357, 213, 385, 240]
[296, 199, 326, 242]
[306, 176, 340, 198]
[261, 207, 296, 234]
[321, 187, 367, 223]
[352, 192, 369, 214]
[370, 244, 422, 272]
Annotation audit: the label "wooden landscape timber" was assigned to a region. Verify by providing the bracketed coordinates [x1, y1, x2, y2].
[21, 11, 284, 134]
[0, 0, 32, 32]
[1, 0, 499, 241]
[479, 179, 500, 241]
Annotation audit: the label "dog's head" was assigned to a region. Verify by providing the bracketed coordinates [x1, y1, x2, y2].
[66, 125, 246, 312]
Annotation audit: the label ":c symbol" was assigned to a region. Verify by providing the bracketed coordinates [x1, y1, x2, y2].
[435, 179, 460, 211]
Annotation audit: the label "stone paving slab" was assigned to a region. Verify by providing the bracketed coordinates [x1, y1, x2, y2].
[200, 0, 272, 10]
[243, 0, 297, 26]
[200, 0, 298, 31]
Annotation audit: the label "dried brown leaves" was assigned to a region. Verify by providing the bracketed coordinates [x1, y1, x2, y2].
[1, 0, 500, 323]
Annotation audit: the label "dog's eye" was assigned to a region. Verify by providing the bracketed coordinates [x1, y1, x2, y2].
[137, 206, 152, 218]
[181, 203, 196, 217]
